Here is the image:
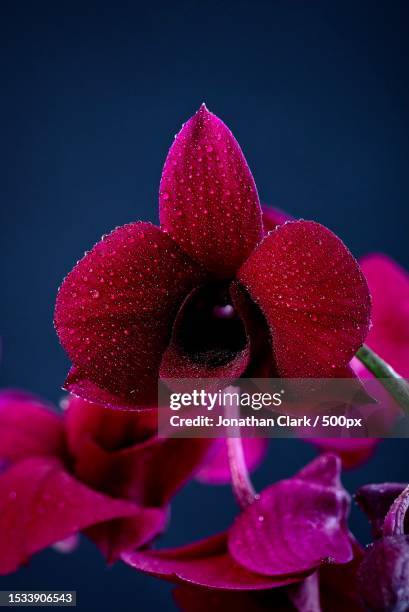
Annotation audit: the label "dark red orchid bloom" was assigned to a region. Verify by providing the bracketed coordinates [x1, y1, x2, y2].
[54, 105, 371, 410]
[356, 482, 409, 611]
[124, 455, 354, 597]
[0, 392, 211, 574]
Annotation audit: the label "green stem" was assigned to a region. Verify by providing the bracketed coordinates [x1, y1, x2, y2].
[356, 344, 409, 414]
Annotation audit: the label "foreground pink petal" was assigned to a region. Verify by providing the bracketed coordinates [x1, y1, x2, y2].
[238, 221, 371, 377]
[159, 105, 263, 277]
[0, 392, 65, 463]
[122, 533, 300, 591]
[0, 457, 150, 575]
[228, 455, 352, 576]
[55, 223, 205, 408]
[196, 438, 268, 485]
[360, 254, 409, 376]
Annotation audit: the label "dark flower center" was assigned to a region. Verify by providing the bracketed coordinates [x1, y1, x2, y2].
[176, 283, 247, 367]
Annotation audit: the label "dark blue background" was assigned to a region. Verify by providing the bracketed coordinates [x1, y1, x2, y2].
[1, 1, 408, 609]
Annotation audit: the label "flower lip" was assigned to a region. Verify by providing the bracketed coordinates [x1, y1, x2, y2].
[174, 282, 247, 368]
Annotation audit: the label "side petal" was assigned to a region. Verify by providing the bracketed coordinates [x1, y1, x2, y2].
[196, 438, 268, 485]
[122, 533, 300, 590]
[0, 458, 144, 575]
[360, 254, 409, 376]
[159, 105, 263, 277]
[238, 221, 371, 377]
[54, 222, 205, 408]
[0, 392, 65, 463]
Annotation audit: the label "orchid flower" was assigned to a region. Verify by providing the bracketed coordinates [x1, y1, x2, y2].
[0, 392, 211, 574]
[54, 105, 371, 411]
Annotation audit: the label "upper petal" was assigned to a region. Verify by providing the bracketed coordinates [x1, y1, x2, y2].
[159, 105, 263, 277]
[0, 457, 142, 575]
[238, 221, 371, 377]
[0, 392, 65, 463]
[54, 223, 205, 408]
[360, 254, 409, 376]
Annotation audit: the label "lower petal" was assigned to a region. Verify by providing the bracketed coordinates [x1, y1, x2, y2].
[123, 532, 300, 590]
[0, 457, 144, 575]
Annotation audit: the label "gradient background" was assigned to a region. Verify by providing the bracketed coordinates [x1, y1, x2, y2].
[1, 1, 409, 609]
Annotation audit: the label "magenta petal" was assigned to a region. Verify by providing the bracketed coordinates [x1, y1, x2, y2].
[238, 221, 371, 378]
[196, 438, 268, 485]
[0, 457, 143, 575]
[123, 532, 300, 590]
[0, 392, 64, 463]
[55, 222, 205, 408]
[358, 536, 409, 612]
[360, 254, 409, 376]
[356, 483, 407, 539]
[228, 455, 352, 577]
[159, 105, 263, 277]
